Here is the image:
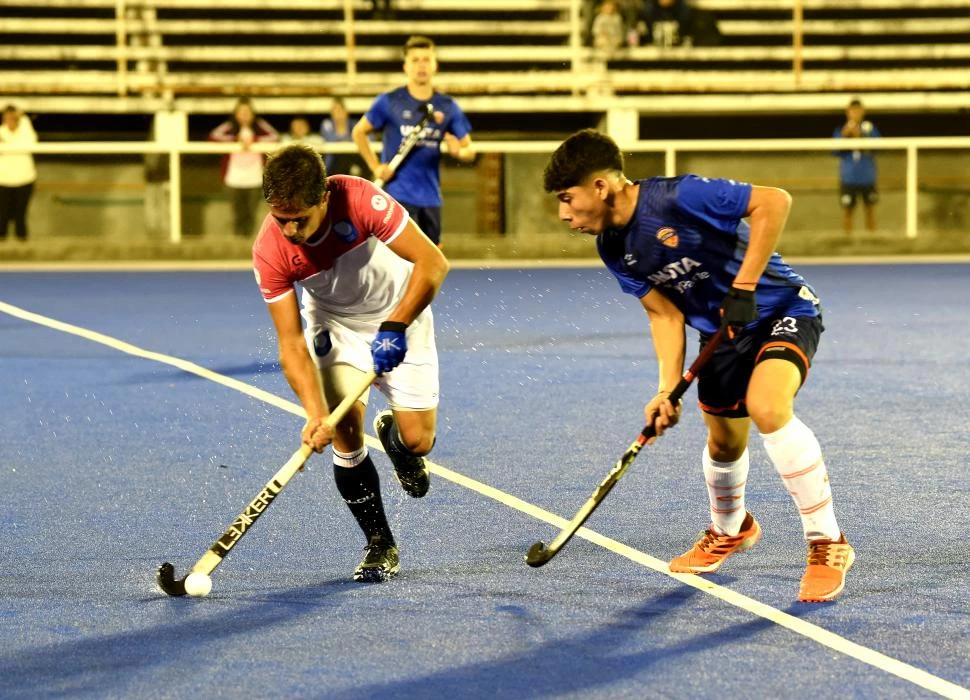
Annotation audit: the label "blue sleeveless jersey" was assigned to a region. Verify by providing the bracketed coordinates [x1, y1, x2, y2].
[597, 175, 821, 335]
[364, 87, 472, 207]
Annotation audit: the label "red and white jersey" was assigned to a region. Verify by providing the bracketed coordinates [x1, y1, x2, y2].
[252, 175, 411, 321]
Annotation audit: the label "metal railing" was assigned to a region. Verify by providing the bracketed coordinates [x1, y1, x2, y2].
[5, 134, 970, 241]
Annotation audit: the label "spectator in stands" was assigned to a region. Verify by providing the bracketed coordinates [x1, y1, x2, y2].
[0, 105, 38, 243]
[282, 116, 325, 148]
[320, 98, 367, 177]
[209, 97, 279, 237]
[367, 0, 395, 20]
[592, 1, 627, 56]
[583, 0, 641, 47]
[641, 0, 692, 47]
[352, 35, 475, 247]
[833, 98, 880, 235]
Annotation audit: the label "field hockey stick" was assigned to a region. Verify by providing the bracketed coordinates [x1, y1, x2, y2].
[373, 102, 435, 188]
[157, 370, 377, 596]
[525, 330, 725, 568]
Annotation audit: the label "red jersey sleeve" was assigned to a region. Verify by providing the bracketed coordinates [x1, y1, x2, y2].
[251, 220, 297, 303]
[345, 176, 409, 244]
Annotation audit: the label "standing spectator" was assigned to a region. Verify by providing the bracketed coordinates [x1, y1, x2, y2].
[352, 35, 474, 247]
[209, 97, 279, 237]
[0, 105, 38, 243]
[834, 98, 880, 235]
[320, 98, 366, 177]
[592, 1, 627, 56]
[583, 0, 641, 47]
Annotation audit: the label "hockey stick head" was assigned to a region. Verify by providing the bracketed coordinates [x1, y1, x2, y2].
[524, 540, 553, 567]
[156, 562, 188, 596]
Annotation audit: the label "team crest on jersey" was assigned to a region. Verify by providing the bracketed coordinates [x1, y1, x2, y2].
[656, 227, 679, 248]
[371, 194, 389, 212]
[333, 220, 358, 243]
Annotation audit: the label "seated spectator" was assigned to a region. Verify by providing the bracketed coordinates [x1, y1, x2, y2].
[642, 0, 693, 47]
[592, 1, 627, 56]
[208, 97, 279, 237]
[281, 116, 325, 147]
[320, 98, 367, 177]
[641, 0, 721, 47]
[0, 105, 38, 243]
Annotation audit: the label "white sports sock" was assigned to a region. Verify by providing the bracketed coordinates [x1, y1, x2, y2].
[761, 415, 841, 542]
[333, 446, 368, 468]
[703, 446, 749, 536]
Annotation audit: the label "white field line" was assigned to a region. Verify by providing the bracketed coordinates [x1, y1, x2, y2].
[2, 298, 967, 700]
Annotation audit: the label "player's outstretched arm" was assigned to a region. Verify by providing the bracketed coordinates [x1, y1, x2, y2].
[384, 220, 449, 326]
[266, 292, 332, 451]
[639, 289, 687, 444]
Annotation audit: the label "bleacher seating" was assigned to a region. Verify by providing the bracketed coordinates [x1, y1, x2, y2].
[2, 0, 970, 116]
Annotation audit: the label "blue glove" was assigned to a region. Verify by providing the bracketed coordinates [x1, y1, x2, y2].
[371, 321, 408, 375]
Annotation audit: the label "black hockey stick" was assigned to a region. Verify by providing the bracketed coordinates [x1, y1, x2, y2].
[525, 330, 725, 567]
[373, 102, 435, 188]
[157, 370, 377, 595]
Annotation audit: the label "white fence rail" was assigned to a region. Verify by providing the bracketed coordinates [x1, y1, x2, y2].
[4, 135, 970, 241]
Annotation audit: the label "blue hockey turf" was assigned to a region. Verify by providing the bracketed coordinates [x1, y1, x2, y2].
[1, 262, 968, 699]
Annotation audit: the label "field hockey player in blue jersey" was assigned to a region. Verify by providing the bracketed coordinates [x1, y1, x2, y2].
[543, 128, 854, 602]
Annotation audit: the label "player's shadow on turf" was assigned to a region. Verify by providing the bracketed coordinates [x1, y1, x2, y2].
[0, 580, 358, 697]
[320, 587, 779, 699]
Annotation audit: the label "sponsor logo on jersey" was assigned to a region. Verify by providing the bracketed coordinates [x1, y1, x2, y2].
[656, 227, 679, 248]
[647, 257, 702, 286]
[623, 253, 637, 266]
[334, 220, 358, 243]
[371, 194, 389, 212]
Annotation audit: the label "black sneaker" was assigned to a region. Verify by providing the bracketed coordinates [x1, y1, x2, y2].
[373, 409, 431, 498]
[353, 536, 399, 583]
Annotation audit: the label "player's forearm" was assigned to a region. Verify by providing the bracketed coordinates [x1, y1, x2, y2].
[648, 312, 687, 392]
[278, 342, 327, 419]
[384, 255, 450, 326]
[351, 127, 381, 173]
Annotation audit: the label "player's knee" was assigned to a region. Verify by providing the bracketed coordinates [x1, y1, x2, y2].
[400, 430, 435, 456]
[746, 401, 791, 435]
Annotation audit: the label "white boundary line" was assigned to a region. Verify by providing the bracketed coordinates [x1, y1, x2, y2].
[2, 253, 970, 273]
[1, 297, 967, 700]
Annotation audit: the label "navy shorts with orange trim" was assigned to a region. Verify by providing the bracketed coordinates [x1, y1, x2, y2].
[696, 315, 823, 419]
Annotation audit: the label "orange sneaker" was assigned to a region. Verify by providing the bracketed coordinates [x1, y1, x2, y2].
[669, 512, 762, 574]
[798, 534, 855, 602]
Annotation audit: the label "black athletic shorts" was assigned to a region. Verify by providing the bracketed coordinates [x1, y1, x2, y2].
[402, 203, 442, 245]
[696, 314, 824, 419]
[840, 185, 878, 208]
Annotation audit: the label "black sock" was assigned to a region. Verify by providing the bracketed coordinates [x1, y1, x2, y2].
[332, 448, 394, 543]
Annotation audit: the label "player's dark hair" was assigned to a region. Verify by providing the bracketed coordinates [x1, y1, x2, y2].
[403, 35, 435, 58]
[263, 144, 328, 209]
[543, 128, 625, 192]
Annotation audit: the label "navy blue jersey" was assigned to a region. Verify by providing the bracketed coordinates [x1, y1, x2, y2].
[598, 175, 821, 335]
[833, 122, 880, 187]
[364, 87, 472, 207]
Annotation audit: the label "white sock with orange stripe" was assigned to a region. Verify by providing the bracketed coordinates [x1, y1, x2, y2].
[761, 415, 841, 542]
[704, 446, 749, 536]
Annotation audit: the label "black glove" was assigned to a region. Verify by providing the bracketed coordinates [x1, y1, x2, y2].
[720, 286, 758, 338]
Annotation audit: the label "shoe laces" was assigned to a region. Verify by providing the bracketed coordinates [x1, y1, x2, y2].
[696, 528, 743, 554]
[807, 540, 849, 567]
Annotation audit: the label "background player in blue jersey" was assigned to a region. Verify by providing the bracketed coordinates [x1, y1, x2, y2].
[834, 97, 880, 236]
[543, 129, 854, 602]
[352, 35, 475, 247]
